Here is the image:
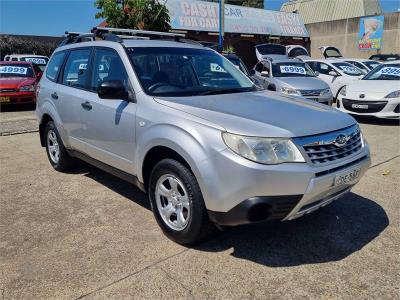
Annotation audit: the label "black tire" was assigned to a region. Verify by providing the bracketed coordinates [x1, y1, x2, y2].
[44, 121, 75, 172]
[148, 159, 215, 245]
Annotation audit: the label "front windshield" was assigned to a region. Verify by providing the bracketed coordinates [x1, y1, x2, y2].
[0, 64, 34, 78]
[332, 62, 363, 76]
[363, 63, 400, 81]
[363, 61, 381, 70]
[21, 57, 48, 65]
[272, 62, 315, 77]
[127, 47, 255, 96]
[226, 56, 249, 76]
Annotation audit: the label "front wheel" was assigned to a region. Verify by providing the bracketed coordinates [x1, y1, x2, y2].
[148, 159, 214, 245]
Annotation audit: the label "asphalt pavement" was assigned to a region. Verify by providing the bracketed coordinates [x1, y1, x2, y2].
[0, 111, 399, 299]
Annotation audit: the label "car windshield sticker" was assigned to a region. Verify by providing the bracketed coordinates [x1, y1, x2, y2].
[280, 66, 306, 74]
[378, 66, 400, 76]
[79, 63, 87, 70]
[0, 66, 28, 74]
[24, 58, 46, 64]
[210, 63, 227, 73]
[339, 65, 360, 74]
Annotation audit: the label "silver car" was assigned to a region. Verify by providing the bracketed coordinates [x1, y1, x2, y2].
[36, 30, 370, 245]
[252, 58, 334, 105]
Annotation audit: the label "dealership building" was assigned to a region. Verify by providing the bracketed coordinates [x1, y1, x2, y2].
[165, 0, 310, 67]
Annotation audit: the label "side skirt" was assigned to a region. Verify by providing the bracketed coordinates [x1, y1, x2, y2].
[67, 149, 146, 192]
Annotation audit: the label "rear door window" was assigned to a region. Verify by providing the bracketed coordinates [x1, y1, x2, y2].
[62, 49, 91, 89]
[46, 51, 66, 82]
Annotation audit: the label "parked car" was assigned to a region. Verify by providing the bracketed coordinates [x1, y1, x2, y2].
[336, 62, 400, 119]
[4, 54, 49, 71]
[36, 28, 371, 245]
[369, 54, 400, 62]
[305, 59, 364, 98]
[0, 61, 43, 105]
[222, 52, 252, 78]
[252, 57, 333, 105]
[286, 45, 310, 59]
[344, 59, 381, 73]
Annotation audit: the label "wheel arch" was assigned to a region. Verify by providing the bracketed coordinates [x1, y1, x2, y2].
[39, 114, 54, 147]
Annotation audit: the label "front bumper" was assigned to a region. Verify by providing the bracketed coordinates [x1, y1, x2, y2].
[0, 91, 36, 104]
[336, 95, 400, 119]
[200, 143, 370, 226]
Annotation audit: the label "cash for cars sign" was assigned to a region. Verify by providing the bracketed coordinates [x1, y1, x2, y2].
[166, 0, 309, 37]
[358, 15, 384, 50]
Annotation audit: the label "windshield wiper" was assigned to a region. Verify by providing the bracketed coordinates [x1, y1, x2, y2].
[197, 86, 257, 96]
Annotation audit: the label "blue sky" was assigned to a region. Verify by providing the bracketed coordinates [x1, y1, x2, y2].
[0, 0, 399, 36]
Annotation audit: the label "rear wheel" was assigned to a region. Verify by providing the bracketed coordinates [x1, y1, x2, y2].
[148, 159, 214, 245]
[45, 121, 74, 171]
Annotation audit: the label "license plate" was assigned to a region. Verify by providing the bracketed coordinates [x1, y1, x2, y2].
[352, 104, 368, 109]
[334, 168, 361, 186]
[0, 96, 10, 103]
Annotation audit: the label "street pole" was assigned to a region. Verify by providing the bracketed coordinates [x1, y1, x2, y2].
[218, 0, 225, 52]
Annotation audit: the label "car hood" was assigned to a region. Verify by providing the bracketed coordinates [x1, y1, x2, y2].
[345, 80, 399, 99]
[276, 77, 329, 90]
[0, 77, 35, 88]
[155, 91, 355, 137]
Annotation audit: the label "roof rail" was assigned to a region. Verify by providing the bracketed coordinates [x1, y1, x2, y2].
[92, 27, 185, 41]
[59, 31, 95, 46]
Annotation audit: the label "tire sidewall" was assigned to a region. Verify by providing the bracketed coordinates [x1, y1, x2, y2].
[148, 159, 209, 245]
[44, 121, 70, 171]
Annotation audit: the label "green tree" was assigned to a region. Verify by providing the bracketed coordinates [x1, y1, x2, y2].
[95, 0, 171, 31]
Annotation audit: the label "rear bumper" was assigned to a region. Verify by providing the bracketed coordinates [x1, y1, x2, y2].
[0, 92, 36, 104]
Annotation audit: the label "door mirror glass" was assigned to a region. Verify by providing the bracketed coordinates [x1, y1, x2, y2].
[98, 80, 128, 100]
[261, 70, 269, 77]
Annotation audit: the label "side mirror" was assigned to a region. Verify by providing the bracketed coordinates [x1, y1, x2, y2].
[314, 71, 319, 76]
[261, 70, 269, 77]
[98, 80, 128, 100]
[249, 69, 255, 76]
[328, 70, 339, 76]
[267, 83, 276, 91]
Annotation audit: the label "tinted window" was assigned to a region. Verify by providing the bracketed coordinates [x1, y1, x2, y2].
[127, 47, 254, 97]
[288, 48, 308, 58]
[256, 44, 286, 55]
[62, 49, 91, 88]
[46, 51, 66, 82]
[90, 48, 129, 92]
[363, 63, 400, 81]
[363, 61, 381, 70]
[346, 61, 368, 72]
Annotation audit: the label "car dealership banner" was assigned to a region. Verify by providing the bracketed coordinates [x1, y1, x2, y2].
[166, 0, 309, 37]
[358, 15, 384, 50]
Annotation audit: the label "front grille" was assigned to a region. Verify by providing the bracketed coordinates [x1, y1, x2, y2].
[342, 98, 387, 113]
[294, 125, 363, 165]
[0, 88, 16, 93]
[299, 89, 324, 97]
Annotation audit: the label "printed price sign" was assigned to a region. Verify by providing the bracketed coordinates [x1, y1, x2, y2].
[210, 63, 227, 73]
[0, 66, 28, 74]
[339, 65, 360, 74]
[378, 67, 400, 76]
[280, 65, 306, 74]
[25, 58, 46, 64]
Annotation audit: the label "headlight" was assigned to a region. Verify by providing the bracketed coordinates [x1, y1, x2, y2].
[320, 88, 332, 96]
[340, 86, 347, 96]
[385, 90, 400, 98]
[222, 132, 305, 164]
[281, 87, 301, 96]
[19, 85, 35, 92]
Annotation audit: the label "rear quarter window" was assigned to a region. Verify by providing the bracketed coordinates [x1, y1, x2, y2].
[46, 51, 66, 82]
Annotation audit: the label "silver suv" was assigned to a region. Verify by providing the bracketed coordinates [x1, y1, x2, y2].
[36, 29, 371, 245]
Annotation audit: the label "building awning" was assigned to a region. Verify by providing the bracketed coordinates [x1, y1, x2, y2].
[166, 0, 309, 37]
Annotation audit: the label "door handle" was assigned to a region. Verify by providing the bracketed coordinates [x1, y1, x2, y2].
[81, 101, 92, 110]
[51, 92, 58, 100]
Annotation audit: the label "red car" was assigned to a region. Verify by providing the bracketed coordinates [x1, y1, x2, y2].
[0, 61, 43, 105]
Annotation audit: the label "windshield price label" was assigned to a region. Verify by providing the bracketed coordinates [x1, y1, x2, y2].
[339, 65, 359, 74]
[379, 67, 400, 76]
[24, 58, 46, 64]
[0, 66, 28, 74]
[280, 66, 306, 74]
[210, 63, 227, 73]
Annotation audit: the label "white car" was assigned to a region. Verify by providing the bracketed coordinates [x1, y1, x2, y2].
[336, 62, 400, 119]
[343, 59, 382, 73]
[305, 59, 364, 98]
[4, 54, 49, 71]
